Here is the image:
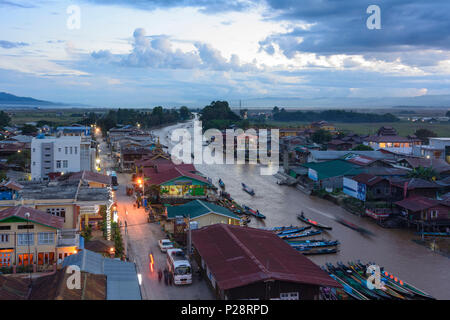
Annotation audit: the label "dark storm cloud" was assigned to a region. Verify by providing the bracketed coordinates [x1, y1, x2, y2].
[260, 0, 450, 57]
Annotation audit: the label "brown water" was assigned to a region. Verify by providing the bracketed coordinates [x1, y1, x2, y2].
[157, 122, 450, 299]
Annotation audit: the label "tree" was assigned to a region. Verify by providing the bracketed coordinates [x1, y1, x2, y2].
[446, 110, 450, 117]
[7, 149, 31, 170]
[311, 129, 332, 144]
[20, 124, 38, 135]
[272, 106, 279, 114]
[407, 166, 439, 181]
[352, 144, 374, 151]
[0, 111, 11, 127]
[414, 128, 437, 143]
[179, 106, 192, 120]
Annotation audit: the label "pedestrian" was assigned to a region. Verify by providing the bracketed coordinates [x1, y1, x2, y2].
[169, 273, 174, 286]
[158, 269, 162, 282]
[163, 269, 168, 286]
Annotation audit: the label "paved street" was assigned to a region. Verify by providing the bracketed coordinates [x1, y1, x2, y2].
[97, 133, 214, 300]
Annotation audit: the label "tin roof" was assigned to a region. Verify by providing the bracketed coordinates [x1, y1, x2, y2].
[192, 224, 340, 290]
[167, 200, 240, 220]
[63, 250, 141, 300]
[0, 206, 64, 229]
[302, 159, 361, 180]
[395, 196, 449, 212]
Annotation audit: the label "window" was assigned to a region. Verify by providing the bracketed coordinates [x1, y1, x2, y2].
[65, 147, 68, 154]
[0, 234, 9, 243]
[70, 147, 73, 154]
[74, 146, 78, 154]
[38, 232, 54, 245]
[32, 162, 36, 166]
[58, 148, 62, 152]
[430, 210, 438, 219]
[63, 160, 68, 168]
[17, 253, 34, 266]
[18, 225, 34, 230]
[280, 292, 299, 300]
[0, 226, 10, 230]
[32, 148, 35, 152]
[56, 160, 61, 168]
[18, 233, 34, 246]
[46, 208, 66, 222]
[38, 252, 55, 265]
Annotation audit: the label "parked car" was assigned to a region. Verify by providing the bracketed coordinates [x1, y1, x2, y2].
[158, 239, 174, 252]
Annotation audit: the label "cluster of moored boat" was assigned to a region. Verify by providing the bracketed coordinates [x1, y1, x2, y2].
[269, 213, 340, 255]
[323, 261, 435, 300]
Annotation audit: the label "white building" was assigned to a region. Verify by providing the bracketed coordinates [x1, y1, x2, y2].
[31, 135, 96, 180]
[412, 137, 450, 162]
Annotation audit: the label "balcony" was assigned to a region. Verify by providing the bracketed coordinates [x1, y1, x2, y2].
[57, 229, 80, 248]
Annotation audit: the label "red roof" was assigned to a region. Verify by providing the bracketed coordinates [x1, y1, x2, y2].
[0, 206, 64, 229]
[352, 173, 385, 186]
[65, 171, 111, 185]
[144, 167, 209, 185]
[395, 196, 449, 212]
[0, 180, 23, 191]
[191, 224, 340, 290]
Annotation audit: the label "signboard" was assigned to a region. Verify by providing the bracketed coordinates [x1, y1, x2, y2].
[308, 168, 318, 181]
[343, 177, 366, 201]
[79, 205, 99, 215]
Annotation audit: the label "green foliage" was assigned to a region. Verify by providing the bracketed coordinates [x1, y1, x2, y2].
[311, 129, 332, 144]
[407, 166, 439, 181]
[200, 101, 240, 130]
[0, 111, 11, 127]
[273, 109, 400, 123]
[0, 171, 7, 181]
[20, 124, 38, 135]
[7, 149, 30, 169]
[179, 106, 192, 120]
[352, 144, 374, 151]
[81, 225, 93, 241]
[414, 128, 437, 143]
[112, 222, 124, 258]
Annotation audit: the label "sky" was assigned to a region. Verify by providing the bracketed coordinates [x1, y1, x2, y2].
[1, 0, 450, 108]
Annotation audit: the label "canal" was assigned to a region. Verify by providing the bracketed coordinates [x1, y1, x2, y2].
[155, 120, 450, 299]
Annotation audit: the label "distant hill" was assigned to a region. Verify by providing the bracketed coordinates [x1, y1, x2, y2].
[0, 92, 60, 106]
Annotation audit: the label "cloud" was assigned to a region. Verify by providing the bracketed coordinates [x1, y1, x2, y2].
[82, 0, 257, 13]
[259, 0, 450, 63]
[0, 40, 29, 49]
[0, 0, 36, 8]
[92, 28, 260, 72]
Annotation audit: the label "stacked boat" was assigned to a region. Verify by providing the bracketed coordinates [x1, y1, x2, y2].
[323, 261, 435, 300]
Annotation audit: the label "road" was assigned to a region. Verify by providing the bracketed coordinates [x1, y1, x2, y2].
[97, 133, 214, 300]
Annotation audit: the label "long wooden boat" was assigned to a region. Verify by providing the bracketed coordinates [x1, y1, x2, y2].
[301, 248, 338, 255]
[335, 218, 374, 236]
[297, 212, 332, 230]
[241, 183, 255, 196]
[288, 239, 339, 248]
[242, 205, 266, 219]
[416, 232, 450, 238]
[278, 229, 322, 239]
[275, 226, 311, 235]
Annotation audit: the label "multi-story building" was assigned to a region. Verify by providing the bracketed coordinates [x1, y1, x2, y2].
[412, 137, 450, 163]
[31, 135, 95, 181]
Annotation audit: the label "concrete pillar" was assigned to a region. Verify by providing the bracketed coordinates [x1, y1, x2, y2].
[12, 265, 16, 274]
[85, 214, 89, 228]
[33, 264, 37, 273]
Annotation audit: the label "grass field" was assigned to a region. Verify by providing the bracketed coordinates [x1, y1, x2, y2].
[261, 121, 450, 137]
[8, 109, 88, 125]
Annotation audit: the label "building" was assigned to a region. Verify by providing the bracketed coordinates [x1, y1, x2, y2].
[412, 138, 450, 162]
[31, 135, 96, 181]
[307, 150, 396, 163]
[302, 159, 362, 189]
[62, 249, 141, 300]
[390, 178, 442, 200]
[364, 126, 422, 153]
[165, 200, 241, 233]
[191, 224, 340, 300]
[307, 121, 336, 132]
[344, 174, 391, 202]
[396, 157, 450, 177]
[395, 196, 450, 231]
[327, 139, 353, 151]
[0, 206, 75, 270]
[56, 125, 91, 136]
[0, 267, 107, 300]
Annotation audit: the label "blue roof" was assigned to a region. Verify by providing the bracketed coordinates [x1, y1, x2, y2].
[166, 200, 240, 220]
[63, 249, 141, 300]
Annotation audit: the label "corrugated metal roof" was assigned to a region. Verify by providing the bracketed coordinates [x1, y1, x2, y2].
[63, 250, 141, 300]
[302, 159, 361, 180]
[192, 224, 340, 291]
[167, 200, 240, 220]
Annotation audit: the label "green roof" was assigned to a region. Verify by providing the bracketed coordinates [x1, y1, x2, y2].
[302, 159, 362, 180]
[166, 200, 240, 220]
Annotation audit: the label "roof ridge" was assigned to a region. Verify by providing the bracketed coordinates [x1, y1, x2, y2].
[221, 225, 270, 276]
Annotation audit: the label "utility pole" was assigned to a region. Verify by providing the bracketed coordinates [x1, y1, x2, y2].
[187, 213, 192, 258]
[124, 220, 128, 260]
